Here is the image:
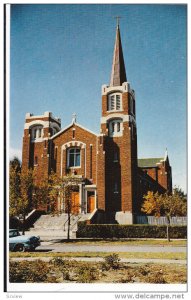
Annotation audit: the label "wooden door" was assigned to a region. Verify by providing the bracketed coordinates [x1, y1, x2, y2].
[71, 192, 80, 214]
[87, 195, 95, 213]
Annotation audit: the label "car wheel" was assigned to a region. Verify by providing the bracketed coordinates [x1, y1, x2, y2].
[30, 247, 35, 252]
[14, 244, 25, 252]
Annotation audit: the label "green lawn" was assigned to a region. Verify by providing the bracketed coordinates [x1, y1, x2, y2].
[54, 239, 187, 247]
[9, 251, 186, 260]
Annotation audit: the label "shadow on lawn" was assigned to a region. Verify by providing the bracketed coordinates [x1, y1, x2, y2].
[34, 249, 52, 252]
[52, 238, 121, 244]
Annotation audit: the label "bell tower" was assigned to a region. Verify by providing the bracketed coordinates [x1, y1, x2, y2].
[100, 21, 138, 224]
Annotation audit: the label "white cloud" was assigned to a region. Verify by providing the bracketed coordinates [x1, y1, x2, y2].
[9, 147, 22, 161]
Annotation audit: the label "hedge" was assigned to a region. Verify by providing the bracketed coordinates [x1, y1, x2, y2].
[76, 222, 187, 239]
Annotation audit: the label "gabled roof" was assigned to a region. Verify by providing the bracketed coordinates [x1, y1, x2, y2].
[110, 24, 127, 86]
[50, 122, 98, 140]
[138, 158, 164, 168]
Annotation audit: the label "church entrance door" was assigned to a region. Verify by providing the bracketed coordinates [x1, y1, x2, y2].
[71, 192, 80, 214]
[87, 193, 95, 213]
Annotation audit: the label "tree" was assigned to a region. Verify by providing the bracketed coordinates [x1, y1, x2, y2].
[10, 161, 82, 238]
[33, 177, 49, 210]
[34, 171, 82, 240]
[173, 186, 187, 202]
[141, 189, 187, 241]
[18, 169, 34, 234]
[33, 171, 61, 214]
[141, 191, 161, 218]
[61, 174, 82, 241]
[9, 157, 35, 234]
[9, 157, 21, 218]
[10, 157, 21, 170]
[47, 171, 62, 214]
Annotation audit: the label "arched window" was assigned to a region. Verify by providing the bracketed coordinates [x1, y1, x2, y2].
[31, 125, 43, 140]
[67, 148, 81, 168]
[108, 119, 123, 137]
[108, 93, 122, 111]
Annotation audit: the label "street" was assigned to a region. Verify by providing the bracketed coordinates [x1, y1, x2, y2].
[36, 241, 186, 253]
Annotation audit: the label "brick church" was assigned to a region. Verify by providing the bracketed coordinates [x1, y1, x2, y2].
[22, 23, 172, 224]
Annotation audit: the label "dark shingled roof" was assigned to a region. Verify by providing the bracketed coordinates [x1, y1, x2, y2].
[138, 158, 163, 168]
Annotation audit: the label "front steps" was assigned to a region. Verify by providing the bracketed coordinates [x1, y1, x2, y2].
[28, 213, 91, 239]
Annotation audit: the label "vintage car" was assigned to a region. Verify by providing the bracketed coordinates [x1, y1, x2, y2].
[9, 229, 40, 252]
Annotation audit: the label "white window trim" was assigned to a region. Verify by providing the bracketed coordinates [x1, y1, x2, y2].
[108, 93, 122, 112]
[31, 125, 44, 142]
[60, 141, 86, 177]
[109, 119, 123, 137]
[67, 147, 81, 169]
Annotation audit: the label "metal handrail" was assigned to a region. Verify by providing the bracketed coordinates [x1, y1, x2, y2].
[70, 215, 82, 231]
[63, 213, 77, 231]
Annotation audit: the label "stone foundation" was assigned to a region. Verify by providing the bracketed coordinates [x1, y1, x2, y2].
[115, 211, 133, 224]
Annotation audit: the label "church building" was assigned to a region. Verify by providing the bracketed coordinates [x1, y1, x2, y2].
[22, 23, 172, 224]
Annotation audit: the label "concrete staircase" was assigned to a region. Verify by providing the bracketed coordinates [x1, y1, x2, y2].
[28, 213, 91, 239]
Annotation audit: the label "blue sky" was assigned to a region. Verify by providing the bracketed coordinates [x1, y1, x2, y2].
[10, 4, 187, 192]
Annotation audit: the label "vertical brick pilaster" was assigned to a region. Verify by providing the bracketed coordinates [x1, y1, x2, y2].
[22, 130, 31, 172]
[96, 136, 105, 211]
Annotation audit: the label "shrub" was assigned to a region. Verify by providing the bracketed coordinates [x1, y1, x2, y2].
[146, 272, 166, 284]
[50, 257, 67, 267]
[118, 275, 134, 283]
[77, 223, 187, 239]
[9, 260, 56, 283]
[139, 267, 149, 276]
[50, 258, 76, 281]
[77, 266, 99, 283]
[103, 253, 121, 270]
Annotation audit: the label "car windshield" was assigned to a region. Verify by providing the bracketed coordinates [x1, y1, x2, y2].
[9, 230, 20, 238]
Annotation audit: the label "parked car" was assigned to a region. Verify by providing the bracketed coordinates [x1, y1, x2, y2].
[9, 229, 20, 238]
[9, 229, 40, 252]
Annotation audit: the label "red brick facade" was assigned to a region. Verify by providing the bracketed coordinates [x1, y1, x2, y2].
[21, 24, 172, 224]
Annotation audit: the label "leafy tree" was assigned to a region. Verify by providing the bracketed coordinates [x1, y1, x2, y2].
[33, 177, 49, 210]
[10, 158, 82, 238]
[9, 157, 21, 217]
[142, 189, 187, 242]
[33, 171, 61, 214]
[32, 171, 82, 240]
[10, 157, 21, 171]
[173, 186, 187, 202]
[9, 157, 35, 234]
[48, 171, 62, 214]
[141, 191, 161, 217]
[18, 169, 34, 234]
[61, 174, 82, 241]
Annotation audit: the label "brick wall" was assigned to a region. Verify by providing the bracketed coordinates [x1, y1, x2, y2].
[100, 89, 138, 214]
[51, 124, 97, 182]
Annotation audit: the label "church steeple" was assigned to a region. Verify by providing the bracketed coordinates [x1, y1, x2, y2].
[110, 21, 127, 86]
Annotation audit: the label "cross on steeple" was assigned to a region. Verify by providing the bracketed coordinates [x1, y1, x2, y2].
[72, 113, 77, 124]
[114, 16, 121, 27]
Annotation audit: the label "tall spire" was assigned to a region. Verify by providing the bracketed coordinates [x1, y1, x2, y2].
[110, 20, 127, 86]
[164, 148, 169, 161]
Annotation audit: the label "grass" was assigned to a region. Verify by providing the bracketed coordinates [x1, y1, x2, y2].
[9, 251, 186, 260]
[9, 259, 187, 284]
[51, 239, 187, 247]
